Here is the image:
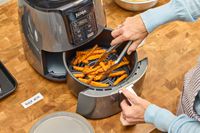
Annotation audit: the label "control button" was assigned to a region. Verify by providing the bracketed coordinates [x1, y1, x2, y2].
[72, 23, 78, 30]
[87, 24, 92, 28]
[87, 32, 94, 38]
[75, 30, 81, 34]
[77, 34, 82, 38]
[87, 28, 93, 33]
[73, 22, 78, 27]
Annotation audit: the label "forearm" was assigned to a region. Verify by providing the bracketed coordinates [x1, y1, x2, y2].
[145, 104, 200, 133]
[140, 0, 200, 32]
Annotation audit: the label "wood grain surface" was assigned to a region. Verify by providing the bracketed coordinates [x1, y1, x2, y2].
[0, 0, 200, 133]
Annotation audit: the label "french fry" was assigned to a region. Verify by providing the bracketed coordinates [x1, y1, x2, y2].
[82, 65, 90, 73]
[73, 73, 85, 78]
[107, 60, 114, 66]
[82, 60, 89, 64]
[104, 60, 113, 70]
[77, 46, 101, 56]
[93, 74, 103, 81]
[87, 54, 102, 61]
[78, 44, 98, 63]
[78, 78, 90, 84]
[109, 70, 126, 77]
[71, 45, 130, 87]
[111, 50, 117, 53]
[77, 51, 87, 55]
[82, 54, 103, 64]
[123, 57, 128, 62]
[113, 74, 128, 86]
[83, 66, 101, 74]
[73, 66, 84, 71]
[114, 61, 129, 70]
[87, 74, 95, 79]
[90, 68, 104, 75]
[88, 75, 95, 83]
[90, 81, 109, 87]
[72, 58, 79, 65]
[99, 62, 107, 71]
[93, 49, 106, 54]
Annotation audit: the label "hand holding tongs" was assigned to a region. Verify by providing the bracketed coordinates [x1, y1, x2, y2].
[93, 41, 133, 80]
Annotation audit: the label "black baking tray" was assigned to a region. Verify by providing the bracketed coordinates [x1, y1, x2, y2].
[0, 61, 17, 99]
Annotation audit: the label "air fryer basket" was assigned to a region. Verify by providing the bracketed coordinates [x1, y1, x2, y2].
[63, 28, 138, 97]
[63, 29, 148, 119]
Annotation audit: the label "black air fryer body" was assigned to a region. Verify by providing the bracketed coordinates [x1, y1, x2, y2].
[18, 0, 106, 81]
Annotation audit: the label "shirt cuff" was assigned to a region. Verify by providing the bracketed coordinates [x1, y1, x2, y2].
[144, 104, 177, 132]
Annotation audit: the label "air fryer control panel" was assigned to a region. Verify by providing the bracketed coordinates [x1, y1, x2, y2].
[64, 2, 97, 45]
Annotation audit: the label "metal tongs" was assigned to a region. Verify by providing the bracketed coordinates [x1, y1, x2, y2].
[93, 41, 133, 80]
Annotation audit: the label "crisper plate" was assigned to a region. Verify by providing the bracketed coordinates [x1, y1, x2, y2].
[0, 61, 17, 99]
[30, 112, 94, 133]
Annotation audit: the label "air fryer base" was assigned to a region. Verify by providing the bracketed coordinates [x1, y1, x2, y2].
[76, 58, 148, 119]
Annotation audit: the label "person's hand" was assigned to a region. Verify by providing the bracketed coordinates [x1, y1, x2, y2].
[111, 15, 148, 55]
[120, 88, 151, 126]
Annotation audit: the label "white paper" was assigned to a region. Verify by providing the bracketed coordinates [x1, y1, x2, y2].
[21, 93, 44, 109]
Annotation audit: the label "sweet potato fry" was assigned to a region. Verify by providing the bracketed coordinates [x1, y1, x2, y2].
[73, 66, 84, 72]
[109, 70, 126, 77]
[77, 51, 87, 55]
[90, 68, 104, 75]
[123, 57, 128, 62]
[99, 62, 107, 71]
[88, 75, 95, 83]
[82, 60, 89, 64]
[78, 44, 98, 63]
[78, 78, 90, 84]
[87, 74, 95, 79]
[73, 73, 85, 78]
[111, 50, 117, 53]
[77, 46, 101, 56]
[93, 74, 103, 81]
[107, 60, 114, 66]
[113, 74, 128, 86]
[72, 58, 79, 65]
[83, 66, 101, 74]
[71, 45, 130, 87]
[87, 54, 102, 61]
[113, 61, 129, 70]
[93, 49, 106, 54]
[90, 81, 109, 87]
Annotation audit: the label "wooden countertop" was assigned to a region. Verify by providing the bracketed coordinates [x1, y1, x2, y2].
[1, 0, 200, 132]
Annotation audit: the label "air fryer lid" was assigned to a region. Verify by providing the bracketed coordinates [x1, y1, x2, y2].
[30, 112, 94, 133]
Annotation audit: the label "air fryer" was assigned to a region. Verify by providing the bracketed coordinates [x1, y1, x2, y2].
[18, 0, 106, 81]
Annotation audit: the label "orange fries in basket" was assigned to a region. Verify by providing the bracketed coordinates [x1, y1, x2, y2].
[71, 45, 131, 87]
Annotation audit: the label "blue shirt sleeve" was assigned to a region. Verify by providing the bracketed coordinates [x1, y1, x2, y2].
[140, 0, 200, 32]
[144, 104, 200, 133]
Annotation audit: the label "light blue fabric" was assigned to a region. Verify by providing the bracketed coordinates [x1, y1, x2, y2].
[140, 0, 200, 32]
[140, 0, 200, 132]
[144, 104, 200, 133]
